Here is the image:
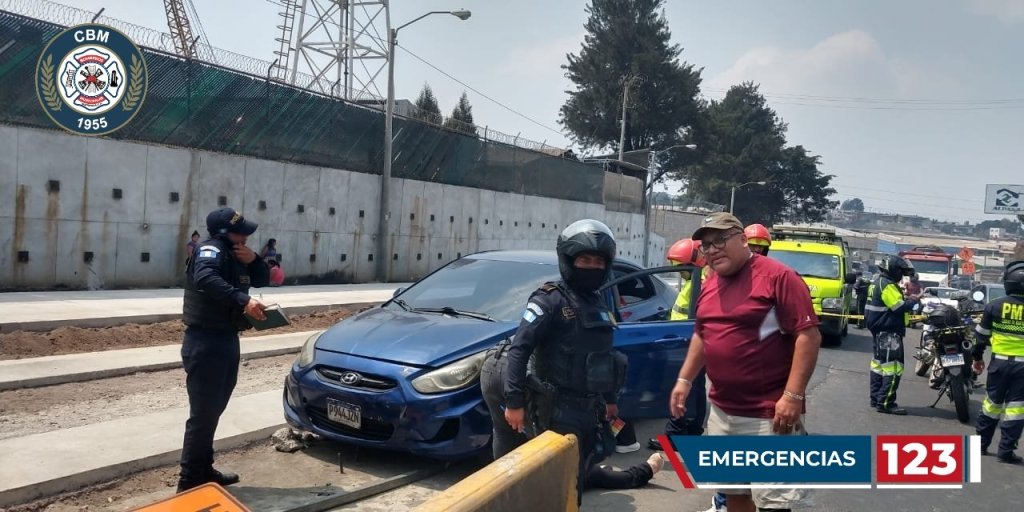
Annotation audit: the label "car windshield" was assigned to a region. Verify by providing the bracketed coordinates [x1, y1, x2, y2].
[390, 258, 560, 322]
[768, 250, 841, 279]
[989, 285, 1006, 302]
[927, 288, 957, 299]
[908, 259, 950, 274]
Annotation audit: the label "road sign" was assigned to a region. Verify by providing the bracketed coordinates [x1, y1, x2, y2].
[961, 261, 976, 275]
[984, 184, 1024, 214]
[959, 247, 974, 261]
[132, 483, 250, 512]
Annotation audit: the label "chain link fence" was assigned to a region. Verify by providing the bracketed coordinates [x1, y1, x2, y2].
[0, 0, 565, 155]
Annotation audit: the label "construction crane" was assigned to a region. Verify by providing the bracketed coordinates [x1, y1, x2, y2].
[162, 0, 216, 62]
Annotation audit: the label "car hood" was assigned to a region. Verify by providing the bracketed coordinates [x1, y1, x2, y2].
[315, 306, 516, 368]
[803, 277, 843, 299]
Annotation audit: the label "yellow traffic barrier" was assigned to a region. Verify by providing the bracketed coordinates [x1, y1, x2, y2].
[412, 430, 580, 512]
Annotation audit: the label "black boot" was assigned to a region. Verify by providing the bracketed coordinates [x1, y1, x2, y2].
[876, 405, 908, 415]
[176, 468, 240, 493]
[997, 453, 1023, 465]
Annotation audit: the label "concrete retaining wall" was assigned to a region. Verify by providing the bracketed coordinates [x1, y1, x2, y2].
[0, 125, 664, 289]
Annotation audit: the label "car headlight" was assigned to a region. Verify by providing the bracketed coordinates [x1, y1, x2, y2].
[822, 298, 842, 310]
[296, 331, 324, 368]
[411, 351, 487, 394]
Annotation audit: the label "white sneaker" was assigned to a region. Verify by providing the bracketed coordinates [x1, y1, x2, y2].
[615, 441, 641, 453]
[696, 496, 726, 512]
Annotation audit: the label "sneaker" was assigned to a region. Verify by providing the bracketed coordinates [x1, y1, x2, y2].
[696, 496, 726, 512]
[646, 452, 665, 474]
[616, 442, 641, 453]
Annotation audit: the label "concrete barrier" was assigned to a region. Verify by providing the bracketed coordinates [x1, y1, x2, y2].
[412, 431, 580, 512]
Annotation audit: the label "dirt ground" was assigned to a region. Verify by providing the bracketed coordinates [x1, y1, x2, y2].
[0, 303, 375, 360]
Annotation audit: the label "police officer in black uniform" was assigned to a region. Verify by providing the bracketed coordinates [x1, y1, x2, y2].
[177, 207, 270, 492]
[865, 255, 919, 415]
[972, 260, 1024, 464]
[502, 219, 626, 504]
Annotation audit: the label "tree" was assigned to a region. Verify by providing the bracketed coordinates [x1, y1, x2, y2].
[678, 83, 837, 224]
[559, 0, 703, 166]
[841, 198, 865, 212]
[443, 92, 477, 135]
[413, 83, 441, 124]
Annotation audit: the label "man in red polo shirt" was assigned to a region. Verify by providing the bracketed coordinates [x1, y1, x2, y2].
[670, 212, 822, 512]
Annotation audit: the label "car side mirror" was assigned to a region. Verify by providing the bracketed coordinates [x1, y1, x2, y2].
[972, 290, 985, 302]
[392, 287, 405, 297]
[844, 272, 857, 284]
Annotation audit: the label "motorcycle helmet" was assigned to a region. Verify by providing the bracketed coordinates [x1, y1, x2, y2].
[878, 255, 915, 282]
[744, 224, 772, 255]
[666, 239, 705, 267]
[926, 304, 960, 329]
[1004, 260, 1024, 295]
[556, 219, 617, 292]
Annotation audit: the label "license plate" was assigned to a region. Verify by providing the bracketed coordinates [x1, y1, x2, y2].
[940, 354, 965, 368]
[327, 399, 361, 429]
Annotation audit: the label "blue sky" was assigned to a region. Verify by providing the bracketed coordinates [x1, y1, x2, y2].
[59, 0, 1024, 223]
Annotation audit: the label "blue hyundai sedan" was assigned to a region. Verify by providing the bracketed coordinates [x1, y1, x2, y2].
[283, 250, 695, 459]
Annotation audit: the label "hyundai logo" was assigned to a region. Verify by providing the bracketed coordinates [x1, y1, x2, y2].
[339, 371, 362, 385]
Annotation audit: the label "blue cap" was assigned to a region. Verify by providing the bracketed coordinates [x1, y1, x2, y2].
[206, 207, 258, 236]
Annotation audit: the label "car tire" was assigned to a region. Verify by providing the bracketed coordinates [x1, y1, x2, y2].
[823, 333, 842, 347]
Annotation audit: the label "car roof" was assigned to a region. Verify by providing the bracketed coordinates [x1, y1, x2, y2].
[465, 250, 639, 267]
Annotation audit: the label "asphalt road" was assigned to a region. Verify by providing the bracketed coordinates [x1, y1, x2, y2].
[581, 326, 1021, 512]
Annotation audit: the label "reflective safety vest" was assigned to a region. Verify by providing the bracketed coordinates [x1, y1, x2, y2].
[977, 294, 1024, 357]
[865, 276, 915, 336]
[670, 267, 709, 321]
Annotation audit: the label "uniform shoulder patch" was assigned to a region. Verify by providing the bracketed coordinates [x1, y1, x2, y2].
[540, 283, 559, 293]
[197, 245, 221, 259]
[523, 301, 545, 323]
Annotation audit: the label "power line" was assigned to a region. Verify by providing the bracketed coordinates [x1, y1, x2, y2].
[703, 87, 1024, 106]
[396, 43, 565, 138]
[703, 87, 1024, 111]
[834, 183, 984, 206]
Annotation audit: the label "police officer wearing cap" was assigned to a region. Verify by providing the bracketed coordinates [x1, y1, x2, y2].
[972, 260, 1024, 464]
[503, 219, 627, 504]
[865, 255, 920, 415]
[177, 207, 270, 492]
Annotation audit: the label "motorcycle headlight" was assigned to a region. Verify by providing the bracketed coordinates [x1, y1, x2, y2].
[411, 351, 487, 394]
[822, 298, 842, 310]
[295, 331, 324, 368]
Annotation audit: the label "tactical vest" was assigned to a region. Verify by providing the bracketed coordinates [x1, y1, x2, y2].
[532, 283, 622, 397]
[183, 237, 252, 331]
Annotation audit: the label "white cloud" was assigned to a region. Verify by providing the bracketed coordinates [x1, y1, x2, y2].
[964, 0, 1024, 22]
[499, 35, 582, 77]
[708, 30, 957, 99]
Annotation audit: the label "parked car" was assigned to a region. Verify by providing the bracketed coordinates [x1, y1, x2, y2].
[949, 275, 975, 290]
[969, 283, 1005, 307]
[920, 287, 962, 315]
[283, 250, 689, 460]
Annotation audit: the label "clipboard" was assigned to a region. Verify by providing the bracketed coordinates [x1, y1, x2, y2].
[245, 304, 291, 330]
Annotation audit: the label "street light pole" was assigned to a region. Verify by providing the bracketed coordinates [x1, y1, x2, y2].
[729, 180, 767, 214]
[640, 144, 697, 266]
[377, 9, 471, 283]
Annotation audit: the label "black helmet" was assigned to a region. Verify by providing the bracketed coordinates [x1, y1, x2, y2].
[1004, 260, 1024, 295]
[878, 255, 914, 282]
[556, 219, 616, 290]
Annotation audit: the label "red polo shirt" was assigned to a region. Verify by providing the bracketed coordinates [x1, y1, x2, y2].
[696, 253, 818, 418]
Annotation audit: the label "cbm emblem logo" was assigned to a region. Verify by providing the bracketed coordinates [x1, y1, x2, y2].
[36, 24, 147, 136]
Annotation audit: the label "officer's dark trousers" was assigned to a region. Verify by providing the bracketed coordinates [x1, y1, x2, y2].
[977, 356, 1024, 457]
[179, 326, 240, 482]
[662, 367, 708, 436]
[586, 461, 653, 489]
[479, 347, 528, 459]
[870, 332, 905, 409]
[549, 399, 602, 505]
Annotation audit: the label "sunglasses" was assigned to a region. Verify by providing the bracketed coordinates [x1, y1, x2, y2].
[699, 230, 742, 252]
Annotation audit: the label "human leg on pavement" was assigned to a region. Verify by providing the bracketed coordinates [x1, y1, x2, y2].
[479, 347, 528, 460]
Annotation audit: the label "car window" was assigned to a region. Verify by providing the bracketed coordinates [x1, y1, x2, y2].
[612, 267, 657, 305]
[393, 258, 559, 322]
[768, 250, 841, 279]
[989, 285, 1006, 302]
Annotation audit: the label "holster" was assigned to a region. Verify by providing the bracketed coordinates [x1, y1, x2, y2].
[525, 373, 556, 434]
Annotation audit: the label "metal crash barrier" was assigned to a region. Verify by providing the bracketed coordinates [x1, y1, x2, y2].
[412, 431, 580, 512]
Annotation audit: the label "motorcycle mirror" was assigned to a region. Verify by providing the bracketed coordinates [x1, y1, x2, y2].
[971, 290, 985, 302]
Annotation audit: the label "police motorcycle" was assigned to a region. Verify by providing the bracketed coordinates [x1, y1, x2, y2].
[913, 295, 981, 423]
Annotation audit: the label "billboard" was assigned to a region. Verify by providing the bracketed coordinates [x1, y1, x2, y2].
[984, 184, 1024, 214]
